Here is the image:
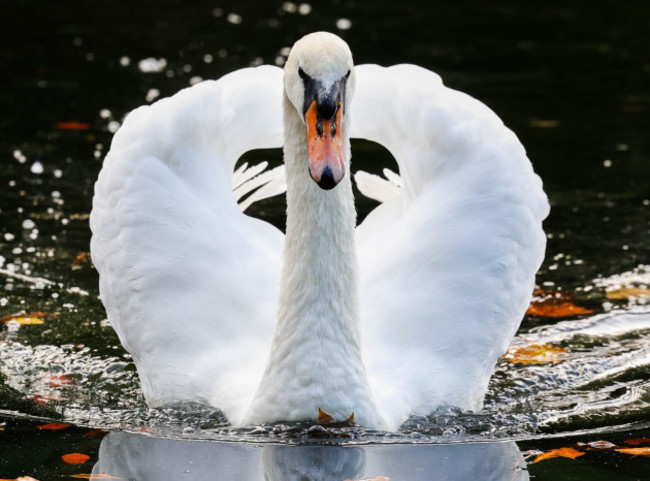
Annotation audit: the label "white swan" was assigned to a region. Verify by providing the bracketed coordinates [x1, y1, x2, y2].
[90, 32, 549, 430]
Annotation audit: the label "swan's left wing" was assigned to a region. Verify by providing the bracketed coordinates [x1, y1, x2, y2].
[90, 66, 285, 422]
[351, 64, 549, 424]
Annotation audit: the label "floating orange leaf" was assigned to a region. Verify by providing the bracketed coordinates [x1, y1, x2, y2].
[606, 287, 650, 300]
[62, 453, 90, 465]
[1, 312, 53, 325]
[55, 122, 90, 130]
[533, 447, 585, 463]
[504, 343, 568, 364]
[615, 447, 650, 457]
[83, 429, 108, 438]
[526, 289, 593, 318]
[72, 252, 91, 265]
[47, 373, 76, 387]
[31, 394, 62, 405]
[36, 423, 69, 430]
[625, 438, 650, 446]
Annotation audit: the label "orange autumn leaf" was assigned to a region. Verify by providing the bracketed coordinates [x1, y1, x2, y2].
[83, 429, 108, 438]
[47, 373, 76, 387]
[62, 453, 90, 465]
[533, 447, 585, 463]
[36, 423, 69, 430]
[625, 438, 650, 446]
[606, 287, 650, 300]
[55, 122, 90, 130]
[505, 343, 568, 364]
[31, 393, 63, 405]
[615, 447, 650, 457]
[72, 252, 91, 265]
[526, 289, 594, 318]
[1, 312, 53, 325]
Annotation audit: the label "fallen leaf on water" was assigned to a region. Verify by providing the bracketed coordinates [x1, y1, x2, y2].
[533, 447, 585, 463]
[1, 312, 53, 325]
[504, 343, 568, 364]
[71, 474, 123, 480]
[624, 438, 650, 446]
[606, 287, 650, 300]
[46, 373, 76, 387]
[72, 252, 91, 268]
[62, 453, 90, 465]
[36, 423, 69, 430]
[529, 119, 560, 128]
[31, 394, 63, 405]
[585, 440, 617, 450]
[616, 447, 650, 457]
[55, 122, 90, 130]
[526, 290, 594, 318]
[83, 430, 108, 438]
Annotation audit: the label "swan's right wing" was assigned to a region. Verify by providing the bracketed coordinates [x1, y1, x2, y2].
[90, 66, 285, 423]
[352, 64, 549, 424]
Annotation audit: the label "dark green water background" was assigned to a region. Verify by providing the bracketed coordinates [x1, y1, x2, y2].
[1, 0, 649, 479]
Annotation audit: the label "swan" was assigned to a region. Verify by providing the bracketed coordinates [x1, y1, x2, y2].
[90, 32, 549, 430]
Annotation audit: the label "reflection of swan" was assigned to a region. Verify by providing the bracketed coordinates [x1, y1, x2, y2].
[90, 32, 548, 429]
[93, 432, 529, 481]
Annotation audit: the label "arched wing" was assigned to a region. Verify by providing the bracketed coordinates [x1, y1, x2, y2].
[351, 64, 549, 423]
[90, 66, 285, 423]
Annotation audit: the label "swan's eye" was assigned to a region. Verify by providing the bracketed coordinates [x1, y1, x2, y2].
[344, 69, 351, 79]
[298, 67, 307, 80]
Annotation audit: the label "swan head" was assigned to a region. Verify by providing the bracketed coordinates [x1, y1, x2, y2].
[284, 32, 355, 190]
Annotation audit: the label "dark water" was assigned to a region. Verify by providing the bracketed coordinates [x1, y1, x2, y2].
[1, 0, 650, 479]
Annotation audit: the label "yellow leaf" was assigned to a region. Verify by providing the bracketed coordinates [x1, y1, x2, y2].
[505, 343, 568, 364]
[1, 312, 53, 325]
[615, 447, 650, 457]
[533, 447, 585, 463]
[606, 287, 650, 300]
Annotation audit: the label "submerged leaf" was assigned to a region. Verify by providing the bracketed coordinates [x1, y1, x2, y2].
[533, 447, 585, 463]
[62, 453, 90, 465]
[55, 122, 90, 130]
[615, 447, 650, 457]
[36, 423, 69, 430]
[505, 343, 568, 364]
[624, 438, 650, 446]
[606, 287, 650, 300]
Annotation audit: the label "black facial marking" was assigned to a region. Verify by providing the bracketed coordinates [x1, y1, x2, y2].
[300, 67, 349, 134]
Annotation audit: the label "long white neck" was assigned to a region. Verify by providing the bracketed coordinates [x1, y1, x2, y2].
[243, 94, 382, 427]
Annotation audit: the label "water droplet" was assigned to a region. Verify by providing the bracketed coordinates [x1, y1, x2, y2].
[603, 159, 612, 168]
[120, 56, 131, 67]
[31, 161, 44, 174]
[22, 219, 36, 229]
[189, 76, 203, 85]
[138, 58, 168, 73]
[336, 18, 352, 30]
[298, 3, 312, 15]
[203, 54, 214, 64]
[227, 13, 242, 24]
[146, 89, 161, 102]
[282, 2, 297, 13]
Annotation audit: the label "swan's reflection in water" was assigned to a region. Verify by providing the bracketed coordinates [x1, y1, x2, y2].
[93, 432, 528, 480]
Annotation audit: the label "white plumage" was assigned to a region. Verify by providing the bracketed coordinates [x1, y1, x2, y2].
[90, 32, 548, 430]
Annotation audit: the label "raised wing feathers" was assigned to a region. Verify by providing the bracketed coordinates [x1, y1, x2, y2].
[90, 66, 285, 422]
[352, 64, 549, 423]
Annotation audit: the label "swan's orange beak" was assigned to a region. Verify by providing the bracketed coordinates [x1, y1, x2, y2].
[305, 100, 345, 190]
